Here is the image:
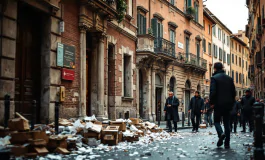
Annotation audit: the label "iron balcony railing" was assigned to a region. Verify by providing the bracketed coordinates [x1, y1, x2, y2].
[176, 52, 207, 69]
[154, 37, 175, 58]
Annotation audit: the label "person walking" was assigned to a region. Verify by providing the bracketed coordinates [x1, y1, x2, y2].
[204, 98, 213, 127]
[240, 89, 255, 133]
[230, 97, 241, 133]
[210, 62, 236, 149]
[164, 91, 180, 132]
[188, 91, 204, 132]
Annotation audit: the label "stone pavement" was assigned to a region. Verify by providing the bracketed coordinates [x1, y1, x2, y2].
[44, 126, 262, 160]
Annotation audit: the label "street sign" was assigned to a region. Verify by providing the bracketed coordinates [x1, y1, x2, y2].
[61, 68, 75, 81]
[57, 42, 76, 69]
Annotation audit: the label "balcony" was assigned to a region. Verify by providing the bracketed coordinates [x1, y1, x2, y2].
[154, 37, 176, 61]
[185, 7, 195, 20]
[176, 52, 207, 73]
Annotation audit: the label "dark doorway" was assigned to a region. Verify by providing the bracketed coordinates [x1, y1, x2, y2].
[139, 70, 144, 118]
[155, 88, 162, 121]
[108, 44, 115, 119]
[86, 33, 93, 116]
[15, 2, 43, 121]
[169, 77, 176, 93]
[185, 80, 191, 116]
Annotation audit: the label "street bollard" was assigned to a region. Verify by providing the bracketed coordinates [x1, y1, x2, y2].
[55, 101, 60, 135]
[182, 112, 185, 127]
[31, 100, 37, 130]
[188, 112, 190, 126]
[158, 111, 161, 126]
[4, 95, 10, 129]
[253, 102, 264, 160]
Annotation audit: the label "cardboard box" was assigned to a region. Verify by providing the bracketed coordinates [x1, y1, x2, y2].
[94, 121, 103, 125]
[11, 145, 28, 157]
[83, 131, 101, 140]
[200, 124, 207, 129]
[28, 139, 47, 146]
[104, 134, 114, 140]
[149, 128, 163, 133]
[118, 131, 123, 142]
[25, 153, 38, 158]
[47, 136, 67, 150]
[123, 136, 139, 142]
[33, 147, 49, 156]
[55, 147, 70, 154]
[8, 118, 30, 131]
[110, 122, 126, 131]
[102, 138, 118, 146]
[10, 132, 32, 144]
[129, 118, 139, 125]
[31, 131, 49, 143]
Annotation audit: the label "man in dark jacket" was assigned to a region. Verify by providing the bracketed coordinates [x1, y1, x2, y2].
[164, 91, 180, 132]
[188, 91, 204, 132]
[240, 89, 255, 132]
[230, 98, 241, 133]
[204, 98, 213, 127]
[210, 62, 236, 149]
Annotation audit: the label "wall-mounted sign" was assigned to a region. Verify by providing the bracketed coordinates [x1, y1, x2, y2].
[178, 42, 184, 49]
[57, 42, 76, 69]
[62, 68, 75, 81]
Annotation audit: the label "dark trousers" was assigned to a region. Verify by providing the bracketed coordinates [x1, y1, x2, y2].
[205, 113, 213, 127]
[214, 111, 230, 144]
[242, 112, 254, 132]
[230, 115, 237, 132]
[191, 113, 201, 130]
[167, 120, 177, 132]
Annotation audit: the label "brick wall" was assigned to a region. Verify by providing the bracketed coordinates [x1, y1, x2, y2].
[60, 2, 80, 118]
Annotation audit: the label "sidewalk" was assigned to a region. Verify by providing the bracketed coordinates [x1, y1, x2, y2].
[155, 120, 193, 130]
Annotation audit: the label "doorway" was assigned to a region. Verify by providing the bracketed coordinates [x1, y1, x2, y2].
[108, 44, 115, 119]
[185, 80, 191, 116]
[139, 70, 144, 118]
[15, 2, 44, 121]
[155, 74, 163, 121]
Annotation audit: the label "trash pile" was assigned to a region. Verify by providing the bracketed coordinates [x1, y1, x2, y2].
[0, 113, 174, 158]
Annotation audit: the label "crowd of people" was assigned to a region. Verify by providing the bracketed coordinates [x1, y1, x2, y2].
[163, 62, 262, 149]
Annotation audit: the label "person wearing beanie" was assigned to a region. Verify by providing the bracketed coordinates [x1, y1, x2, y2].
[210, 62, 236, 149]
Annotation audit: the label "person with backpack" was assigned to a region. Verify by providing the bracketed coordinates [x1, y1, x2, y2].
[210, 62, 236, 149]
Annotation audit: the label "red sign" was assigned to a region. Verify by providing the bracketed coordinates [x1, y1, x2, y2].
[62, 68, 75, 81]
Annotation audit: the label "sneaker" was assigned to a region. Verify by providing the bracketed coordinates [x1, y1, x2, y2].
[217, 134, 226, 147]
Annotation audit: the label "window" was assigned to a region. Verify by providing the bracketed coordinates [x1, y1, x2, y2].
[213, 25, 216, 37]
[208, 42, 211, 55]
[243, 47, 245, 54]
[203, 20, 205, 29]
[213, 44, 217, 58]
[219, 48, 222, 60]
[227, 36, 229, 46]
[236, 43, 237, 51]
[223, 51, 226, 63]
[123, 55, 132, 97]
[185, 37, 190, 55]
[242, 59, 244, 68]
[218, 28, 221, 40]
[232, 54, 234, 63]
[194, 2, 199, 22]
[209, 65, 212, 78]
[170, 0, 175, 5]
[203, 39, 206, 52]
[236, 72, 238, 83]
[239, 45, 241, 53]
[223, 33, 226, 44]
[185, 0, 192, 10]
[239, 57, 241, 67]
[208, 24, 211, 34]
[231, 40, 234, 49]
[232, 70, 234, 80]
[137, 13, 147, 34]
[151, 18, 163, 41]
[236, 55, 237, 65]
[239, 73, 242, 84]
[227, 54, 231, 65]
[169, 29, 175, 43]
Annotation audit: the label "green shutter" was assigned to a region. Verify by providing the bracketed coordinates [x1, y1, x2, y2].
[188, 0, 191, 7]
[143, 17, 146, 34]
[151, 18, 158, 38]
[160, 23, 163, 38]
[137, 13, 141, 34]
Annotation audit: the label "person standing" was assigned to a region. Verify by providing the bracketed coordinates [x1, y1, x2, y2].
[210, 62, 236, 149]
[240, 89, 255, 133]
[164, 91, 180, 132]
[204, 98, 213, 127]
[188, 91, 204, 132]
[230, 97, 241, 133]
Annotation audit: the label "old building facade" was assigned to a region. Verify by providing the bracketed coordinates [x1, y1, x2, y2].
[136, 0, 207, 121]
[202, 8, 215, 97]
[246, 0, 265, 98]
[0, 0, 137, 123]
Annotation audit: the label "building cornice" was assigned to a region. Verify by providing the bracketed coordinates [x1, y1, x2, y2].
[108, 22, 137, 41]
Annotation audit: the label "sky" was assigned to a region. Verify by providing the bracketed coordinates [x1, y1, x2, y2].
[204, 0, 248, 34]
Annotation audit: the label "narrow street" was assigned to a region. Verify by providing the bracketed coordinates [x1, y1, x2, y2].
[41, 127, 255, 160]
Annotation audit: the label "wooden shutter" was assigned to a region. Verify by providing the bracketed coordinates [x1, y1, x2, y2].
[151, 18, 158, 38]
[143, 16, 146, 34]
[188, 0, 191, 7]
[137, 13, 141, 34]
[160, 23, 163, 38]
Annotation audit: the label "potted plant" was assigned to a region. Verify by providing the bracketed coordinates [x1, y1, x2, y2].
[186, 6, 196, 20]
[148, 28, 153, 35]
[116, 0, 127, 23]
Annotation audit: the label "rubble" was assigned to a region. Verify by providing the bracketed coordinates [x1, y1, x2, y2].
[0, 116, 178, 158]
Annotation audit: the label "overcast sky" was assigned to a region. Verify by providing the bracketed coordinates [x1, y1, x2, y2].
[204, 0, 248, 34]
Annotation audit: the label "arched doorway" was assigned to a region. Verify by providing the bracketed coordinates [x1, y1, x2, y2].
[155, 74, 163, 121]
[169, 77, 176, 93]
[185, 80, 191, 115]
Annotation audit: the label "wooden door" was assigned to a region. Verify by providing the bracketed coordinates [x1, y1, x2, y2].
[15, 4, 41, 121]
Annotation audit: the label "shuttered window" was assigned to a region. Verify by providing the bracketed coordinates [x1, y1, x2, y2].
[232, 54, 234, 63]
[227, 54, 231, 65]
[137, 13, 146, 35]
[170, 0, 175, 5]
[203, 39, 206, 52]
[223, 51, 226, 63]
[208, 43, 211, 55]
[169, 30, 175, 43]
[219, 48, 222, 60]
